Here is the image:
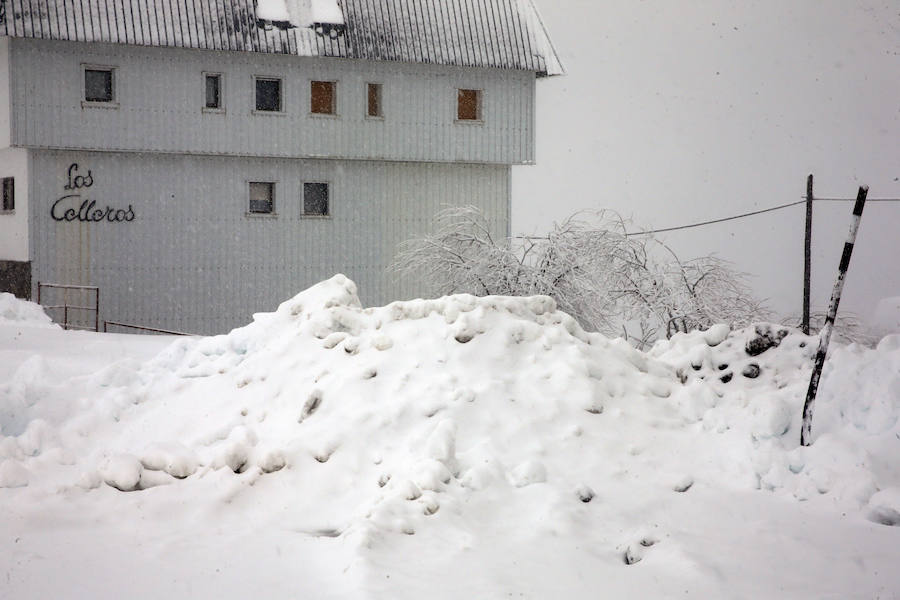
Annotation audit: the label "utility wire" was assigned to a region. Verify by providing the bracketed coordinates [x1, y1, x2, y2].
[625, 196, 899, 236]
[624, 200, 806, 236]
[516, 195, 897, 240]
[803, 197, 900, 202]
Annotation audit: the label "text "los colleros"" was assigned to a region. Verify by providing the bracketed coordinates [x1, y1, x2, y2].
[51, 163, 136, 223]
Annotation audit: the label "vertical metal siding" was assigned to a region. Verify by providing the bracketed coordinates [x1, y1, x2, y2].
[29, 150, 509, 333]
[10, 38, 535, 165]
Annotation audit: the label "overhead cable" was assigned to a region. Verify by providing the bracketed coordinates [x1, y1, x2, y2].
[624, 200, 806, 236]
[516, 195, 896, 240]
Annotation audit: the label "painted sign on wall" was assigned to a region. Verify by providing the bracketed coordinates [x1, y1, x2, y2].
[51, 163, 136, 222]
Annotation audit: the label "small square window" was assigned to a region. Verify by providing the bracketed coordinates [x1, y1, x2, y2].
[303, 182, 329, 216]
[310, 81, 336, 115]
[367, 83, 382, 118]
[205, 74, 222, 109]
[249, 182, 275, 214]
[255, 78, 282, 112]
[85, 68, 114, 102]
[457, 88, 482, 121]
[1, 178, 13, 212]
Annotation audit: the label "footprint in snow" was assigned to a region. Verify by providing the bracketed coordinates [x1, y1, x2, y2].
[299, 390, 323, 422]
[672, 475, 694, 493]
[623, 537, 659, 565]
[575, 484, 595, 503]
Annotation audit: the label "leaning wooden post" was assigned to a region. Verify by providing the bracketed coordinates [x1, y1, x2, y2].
[800, 185, 868, 446]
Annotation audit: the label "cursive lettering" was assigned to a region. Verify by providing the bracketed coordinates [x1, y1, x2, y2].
[63, 163, 94, 191]
[51, 194, 136, 223]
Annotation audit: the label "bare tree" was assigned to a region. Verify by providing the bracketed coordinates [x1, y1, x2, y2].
[390, 205, 521, 297]
[615, 244, 771, 343]
[782, 311, 876, 346]
[392, 206, 770, 347]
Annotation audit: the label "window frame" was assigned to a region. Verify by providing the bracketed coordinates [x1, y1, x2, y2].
[253, 75, 284, 115]
[247, 181, 277, 216]
[365, 82, 383, 119]
[455, 87, 484, 124]
[203, 72, 225, 113]
[309, 79, 338, 117]
[1, 177, 14, 213]
[302, 181, 331, 218]
[81, 64, 118, 109]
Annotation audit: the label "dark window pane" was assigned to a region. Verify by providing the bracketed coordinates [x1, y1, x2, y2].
[310, 81, 335, 114]
[303, 182, 329, 216]
[205, 75, 221, 109]
[256, 79, 281, 112]
[457, 89, 480, 120]
[367, 83, 382, 117]
[249, 182, 274, 213]
[1, 178, 13, 211]
[85, 69, 113, 102]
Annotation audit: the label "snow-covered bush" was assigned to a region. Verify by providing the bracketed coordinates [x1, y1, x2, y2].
[391, 206, 769, 347]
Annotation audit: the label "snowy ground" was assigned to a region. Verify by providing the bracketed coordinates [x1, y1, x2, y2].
[1, 281, 899, 599]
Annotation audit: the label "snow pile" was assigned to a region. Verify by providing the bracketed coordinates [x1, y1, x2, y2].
[872, 296, 900, 338]
[2, 276, 899, 597]
[651, 323, 900, 514]
[0, 292, 58, 329]
[256, 0, 344, 26]
[2, 277, 898, 522]
[3, 275, 682, 537]
[308, 0, 344, 24]
[255, 0, 289, 22]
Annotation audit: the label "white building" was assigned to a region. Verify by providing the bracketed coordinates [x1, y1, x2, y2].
[0, 0, 561, 334]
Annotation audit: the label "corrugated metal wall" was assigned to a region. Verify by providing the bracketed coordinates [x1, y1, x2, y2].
[29, 149, 509, 334]
[10, 37, 536, 165]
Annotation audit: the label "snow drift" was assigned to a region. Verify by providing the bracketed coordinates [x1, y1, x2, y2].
[1, 277, 898, 598]
[0, 292, 58, 329]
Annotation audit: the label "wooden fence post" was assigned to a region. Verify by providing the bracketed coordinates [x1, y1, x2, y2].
[803, 174, 813, 334]
[800, 186, 868, 446]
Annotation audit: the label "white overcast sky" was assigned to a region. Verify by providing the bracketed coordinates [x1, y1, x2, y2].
[513, 0, 900, 323]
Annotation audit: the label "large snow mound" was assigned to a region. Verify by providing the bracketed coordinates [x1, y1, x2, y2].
[3, 276, 896, 516]
[1, 276, 898, 597]
[3, 275, 680, 533]
[0, 293, 58, 329]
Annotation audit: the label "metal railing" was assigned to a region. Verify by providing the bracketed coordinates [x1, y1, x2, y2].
[37, 282, 99, 332]
[103, 321, 196, 336]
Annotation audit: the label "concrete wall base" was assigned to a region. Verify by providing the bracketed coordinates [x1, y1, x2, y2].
[0, 260, 32, 299]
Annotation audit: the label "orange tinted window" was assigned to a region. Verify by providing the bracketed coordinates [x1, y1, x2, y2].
[457, 89, 480, 120]
[367, 83, 382, 117]
[311, 81, 335, 114]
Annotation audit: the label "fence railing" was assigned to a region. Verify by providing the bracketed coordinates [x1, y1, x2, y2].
[103, 321, 196, 336]
[37, 282, 99, 332]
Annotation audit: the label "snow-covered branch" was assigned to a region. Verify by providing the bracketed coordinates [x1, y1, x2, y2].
[391, 206, 771, 348]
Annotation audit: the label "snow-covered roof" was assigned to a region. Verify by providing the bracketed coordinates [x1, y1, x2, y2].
[0, 0, 564, 76]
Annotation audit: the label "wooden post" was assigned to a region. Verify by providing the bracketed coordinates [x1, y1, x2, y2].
[803, 174, 813, 335]
[800, 186, 868, 446]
